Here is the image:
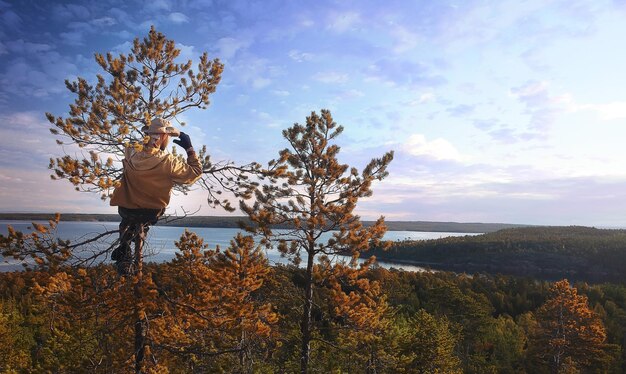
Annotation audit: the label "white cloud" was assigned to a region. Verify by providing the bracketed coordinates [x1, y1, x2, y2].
[365, 59, 446, 88]
[51, 4, 90, 21]
[91, 16, 117, 27]
[511, 82, 626, 123]
[335, 89, 364, 100]
[0, 167, 110, 213]
[147, 0, 171, 12]
[520, 47, 550, 71]
[0, 111, 68, 169]
[327, 11, 361, 32]
[2, 111, 46, 129]
[169, 12, 189, 24]
[111, 41, 133, 54]
[363, 173, 626, 226]
[60, 31, 85, 46]
[402, 134, 464, 161]
[313, 71, 348, 84]
[250, 109, 282, 128]
[108, 8, 134, 29]
[390, 25, 420, 53]
[230, 56, 282, 89]
[0, 55, 77, 99]
[509, 80, 573, 132]
[1, 9, 21, 30]
[299, 19, 314, 28]
[215, 37, 251, 59]
[252, 78, 271, 89]
[6, 40, 53, 54]
[139, 20, 156, 30]
[271, 90, 290, 96]
[176, 43, 198, 62]
[235, 94, 249, 105]
[405, 93, 436, 106]
[580, 101, 626, 120]
[288, 49, 314, 62]
[510, 80, 549, 100]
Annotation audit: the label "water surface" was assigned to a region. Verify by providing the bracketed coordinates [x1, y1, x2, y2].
[0, 220, 479, 272]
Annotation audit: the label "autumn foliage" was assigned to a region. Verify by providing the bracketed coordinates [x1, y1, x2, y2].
[3, 262, 625, 373]
[529, 279, 611, 372]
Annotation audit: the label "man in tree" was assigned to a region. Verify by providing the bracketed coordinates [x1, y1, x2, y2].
[110, 117, 202, 274]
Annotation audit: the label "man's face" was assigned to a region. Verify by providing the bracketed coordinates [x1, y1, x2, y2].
[160, 134, 170, 150]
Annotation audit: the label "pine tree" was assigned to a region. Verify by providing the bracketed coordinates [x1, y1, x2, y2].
[241, 109, 393, 373]
[39, 27, 260, 373]
[397, 309, 462, 373]
[532, 279, 609, 372]
[31, 266, 139, 371]
[325, 259, 391, 373]
[0, 299, 33, 372]
[152, 230, 277, 372]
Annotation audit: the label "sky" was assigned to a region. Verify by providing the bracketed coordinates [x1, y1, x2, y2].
[2, 0, 626, 226]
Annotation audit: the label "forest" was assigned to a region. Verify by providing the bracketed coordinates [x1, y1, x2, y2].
[370, 226, 626, 283]
[1, 241, 625, 373]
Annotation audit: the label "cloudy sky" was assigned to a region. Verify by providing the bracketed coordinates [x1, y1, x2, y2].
[2, 0, 626, 226]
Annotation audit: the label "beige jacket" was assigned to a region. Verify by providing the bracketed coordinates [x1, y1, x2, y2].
[110, 146, 203, 209]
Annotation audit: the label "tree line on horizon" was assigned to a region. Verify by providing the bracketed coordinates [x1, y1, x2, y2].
[0, 213, 528, 234]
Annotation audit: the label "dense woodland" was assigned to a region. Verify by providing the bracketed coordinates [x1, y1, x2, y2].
[370, 226, 626, 283]
[0, 242, 625, 373]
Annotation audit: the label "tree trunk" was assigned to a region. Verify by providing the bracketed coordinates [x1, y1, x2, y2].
[367, 349, 377, 374]
[239, 327, 247, 373]
[300, 247, 315, 374]
[622, 330, 626, 374]
[134, 226, 147, 374]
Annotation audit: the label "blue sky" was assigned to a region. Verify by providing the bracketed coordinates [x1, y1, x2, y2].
[2, 0, 626, 226]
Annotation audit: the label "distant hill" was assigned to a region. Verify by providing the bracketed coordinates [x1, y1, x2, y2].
[0, 213, 527, 233]
[370, 226, 626, 283]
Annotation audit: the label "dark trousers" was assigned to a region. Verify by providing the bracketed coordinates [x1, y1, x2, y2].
[112, 207, 164, 274]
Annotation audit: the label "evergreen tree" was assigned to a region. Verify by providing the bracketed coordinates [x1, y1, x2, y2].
[0, 299, 33, 372]
[241, 109, 393, 373]
[531, 279, 610, 372]
[152, 231, 278, 372]
[37, 27, 259, 372]
[397, 309, 462, 373]
[325, 259, 390, 373]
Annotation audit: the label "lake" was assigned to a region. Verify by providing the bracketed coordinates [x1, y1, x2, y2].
[0, 220, 479, 272]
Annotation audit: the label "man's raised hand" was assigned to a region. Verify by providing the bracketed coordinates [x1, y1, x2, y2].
[173, 132, 193, 151]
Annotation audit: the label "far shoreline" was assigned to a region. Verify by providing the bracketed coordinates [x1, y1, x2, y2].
[0, 212, 528, 233]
